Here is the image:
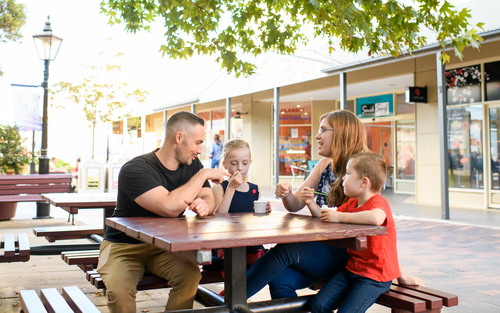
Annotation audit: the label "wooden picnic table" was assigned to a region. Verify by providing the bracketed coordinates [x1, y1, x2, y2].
[42, 192, 116, 227]
[106, 211, 386, 313]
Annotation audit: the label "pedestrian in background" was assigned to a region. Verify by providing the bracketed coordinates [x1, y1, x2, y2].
[209, 134, 223, 168]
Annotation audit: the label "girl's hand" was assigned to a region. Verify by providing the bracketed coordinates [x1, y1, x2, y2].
[265, 201, 272, 213]
[320, 208, 340, 223]
[228, 171, 243, 189]
[275, 182, 291, 198]
[300, 187, 315, 205]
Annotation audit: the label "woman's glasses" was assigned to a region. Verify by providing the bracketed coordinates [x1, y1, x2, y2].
[317, 127, 334, 135]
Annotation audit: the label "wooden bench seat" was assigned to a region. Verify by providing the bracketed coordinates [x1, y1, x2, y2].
[85, 269, 224, 291]
[19, 286, 99, 313]
[34, 226, 104, 243]
[0, 174, 72, 202]
[0, 233, 30, 263]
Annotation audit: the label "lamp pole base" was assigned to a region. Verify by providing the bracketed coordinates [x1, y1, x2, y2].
[34, 202, 52, 219]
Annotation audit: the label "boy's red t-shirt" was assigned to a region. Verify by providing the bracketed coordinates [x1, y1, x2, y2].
[337, 194, 400, 282]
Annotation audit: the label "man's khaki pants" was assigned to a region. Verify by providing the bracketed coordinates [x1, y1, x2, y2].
[97, 240, 201, 313]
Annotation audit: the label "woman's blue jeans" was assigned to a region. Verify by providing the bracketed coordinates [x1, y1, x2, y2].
[309, 269, 392, 313]
[246, 242, 349, 299]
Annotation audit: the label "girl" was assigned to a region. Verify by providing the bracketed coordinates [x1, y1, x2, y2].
[207, 139, 271, 277]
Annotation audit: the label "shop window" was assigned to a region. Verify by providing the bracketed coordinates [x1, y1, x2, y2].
[127, 117, 141, 138]
[489, 108, 500, 190]
[396, 93, 415, 114]
[446, 65, 481, 105]
[279, 103, 312, 176]
[396, 121, 415, 180]
[485, 61, 500, 101]
[448, 106, 483, 189]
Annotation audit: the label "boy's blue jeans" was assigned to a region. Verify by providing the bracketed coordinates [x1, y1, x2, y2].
[246, 242, 349, 299]
[309, 269, 392, 313]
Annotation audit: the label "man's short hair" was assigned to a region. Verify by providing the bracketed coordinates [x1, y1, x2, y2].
[166, 111, 204, 135]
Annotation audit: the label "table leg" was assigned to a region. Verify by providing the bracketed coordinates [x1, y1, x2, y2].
[224, 247, 247, 310]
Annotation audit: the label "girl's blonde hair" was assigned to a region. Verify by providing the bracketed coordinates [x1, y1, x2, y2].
[221, 138, 251, 162]
[321, 110, 370, 207]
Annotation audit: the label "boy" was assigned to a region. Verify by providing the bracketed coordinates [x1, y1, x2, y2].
[310, 152, 399, 313]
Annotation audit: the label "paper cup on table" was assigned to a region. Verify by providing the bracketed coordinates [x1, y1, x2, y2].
[253, 200, 267, 214]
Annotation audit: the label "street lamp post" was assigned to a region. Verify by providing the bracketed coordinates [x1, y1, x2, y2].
[33, 16, 62, 219]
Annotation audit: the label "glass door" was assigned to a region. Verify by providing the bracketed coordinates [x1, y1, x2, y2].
[365, 122, 394, 188]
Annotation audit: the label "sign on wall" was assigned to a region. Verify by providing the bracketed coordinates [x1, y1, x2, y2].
[356, 94, 394, 118]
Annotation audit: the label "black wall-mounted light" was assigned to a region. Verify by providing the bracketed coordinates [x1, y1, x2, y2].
[234, 111, 248, 119]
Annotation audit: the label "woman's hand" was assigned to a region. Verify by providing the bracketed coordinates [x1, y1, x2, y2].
[275, 182, 291, 198]
[300, 187, 315, 205]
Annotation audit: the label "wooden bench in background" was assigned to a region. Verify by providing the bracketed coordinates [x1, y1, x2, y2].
[0, 174, 72, 218]
[0, 233, 30, 263]
[19, 286, 99, 313]
[34, 226, 104, 243]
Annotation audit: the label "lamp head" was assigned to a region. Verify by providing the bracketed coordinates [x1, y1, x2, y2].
[33, 16, 63, 61]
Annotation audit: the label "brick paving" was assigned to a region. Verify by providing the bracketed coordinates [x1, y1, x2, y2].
[1, 191, 500, 312]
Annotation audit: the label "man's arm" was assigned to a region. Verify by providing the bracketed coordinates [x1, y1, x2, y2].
[134, 168, 225, 217]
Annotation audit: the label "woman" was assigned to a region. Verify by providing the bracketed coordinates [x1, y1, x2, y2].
[247, 110, 421, 299]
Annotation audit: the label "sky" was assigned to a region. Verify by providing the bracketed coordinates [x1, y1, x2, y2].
[0, 0, 495, 164]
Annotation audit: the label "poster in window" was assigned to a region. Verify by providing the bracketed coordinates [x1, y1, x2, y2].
[355, 94, 394, 118]
[485, 61, 500, 101]
[86, 167, 101, 190]
[446, 65, 481, 105]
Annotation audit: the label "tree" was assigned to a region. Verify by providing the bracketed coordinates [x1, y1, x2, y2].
[100, 0, 484, 77]
[0, 0, 26, 42]
[53, 56, 149, 159]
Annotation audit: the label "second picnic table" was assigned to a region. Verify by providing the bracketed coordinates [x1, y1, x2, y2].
[106, 211, 387, 313]
[42, 192, 116, 227]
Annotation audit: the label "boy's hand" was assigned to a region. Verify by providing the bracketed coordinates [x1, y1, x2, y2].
[228, 171, 243, 189]
[275, 182, 291, 198]
[300, 187, 315, 205]
[186, 198, 210, 217]
[320, 208, 340, 223]
[397, 274, 424, 286]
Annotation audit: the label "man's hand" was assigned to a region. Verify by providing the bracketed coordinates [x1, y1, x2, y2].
[228, 171, 243, 189]
[275, 182, 291, 198]
[186, 198, 210, 217]
[320, 208, 340, 223]
[204, 168, 230, 184]
[300, 187, 315, 205]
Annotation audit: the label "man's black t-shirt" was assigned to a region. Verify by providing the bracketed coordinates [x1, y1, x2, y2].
[104, 149, 209, 244]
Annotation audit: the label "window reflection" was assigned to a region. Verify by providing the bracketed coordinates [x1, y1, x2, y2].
[396, 121, 415, 180]
[448, 106, 483, 189]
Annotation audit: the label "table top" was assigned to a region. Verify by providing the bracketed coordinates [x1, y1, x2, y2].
[106, 211, 386, 252]
[42, 192, 117, 208]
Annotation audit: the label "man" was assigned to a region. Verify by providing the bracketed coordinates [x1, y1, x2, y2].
[209, 134, 223, 168]
[97, 111, 228, 313]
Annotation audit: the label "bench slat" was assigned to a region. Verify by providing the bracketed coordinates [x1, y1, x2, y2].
[390, 285, 442, 310]
[17, 233, 31, 256]
[19, 289, 48, 313]
[40, 288, 74, 313]
[34, 226, 104, 243]
[377, 290, 427, 312]
[62, 286, 100, 313]
[0, 195, 44, 202]
[393, 284, 459, 307]
[3, 233, 15, 257]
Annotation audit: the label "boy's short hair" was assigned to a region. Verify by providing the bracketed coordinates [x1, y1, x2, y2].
[348, 152, 387, 192]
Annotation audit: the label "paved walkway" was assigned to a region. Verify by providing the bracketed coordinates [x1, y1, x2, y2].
[1, 190, 499, 312]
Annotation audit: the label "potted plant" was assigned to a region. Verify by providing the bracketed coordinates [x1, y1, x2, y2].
[0, 125, 31, 220]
